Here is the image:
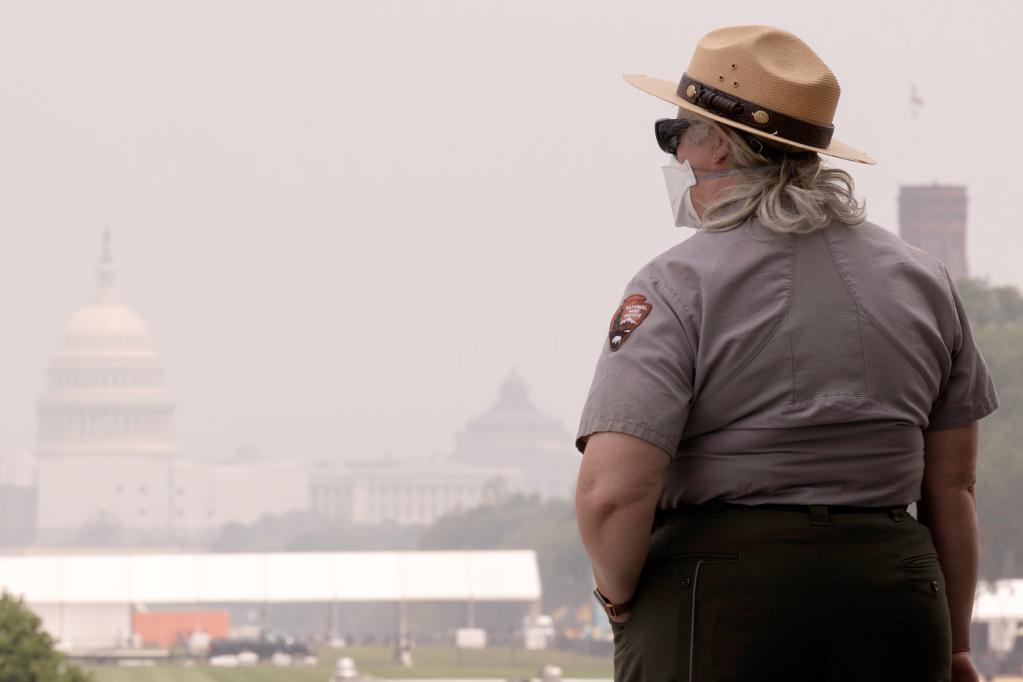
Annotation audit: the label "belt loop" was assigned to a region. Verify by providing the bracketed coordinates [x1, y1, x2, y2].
[809, 505, 829, 526]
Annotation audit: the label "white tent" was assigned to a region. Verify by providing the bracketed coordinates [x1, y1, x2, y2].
[975, 580, 1023, 620]
[974, 579, 1023, 653]
[0, 550, 540, 604]
[0, 550, 542, 650]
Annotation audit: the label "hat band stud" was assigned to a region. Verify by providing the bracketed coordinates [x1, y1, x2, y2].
[676, 74, 835, 149]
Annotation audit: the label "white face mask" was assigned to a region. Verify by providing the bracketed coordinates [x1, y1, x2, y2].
[661, 158, 702, 228]
[661, 157, 751, 229]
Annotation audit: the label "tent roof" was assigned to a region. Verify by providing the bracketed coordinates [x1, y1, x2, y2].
[0, 550, 541, 605]
[974, 579, 1023, 620]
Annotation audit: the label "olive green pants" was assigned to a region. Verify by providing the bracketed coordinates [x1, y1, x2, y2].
[611, 499, 952, 682]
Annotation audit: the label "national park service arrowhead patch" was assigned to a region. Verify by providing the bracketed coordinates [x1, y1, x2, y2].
[608, 294, 653, 352]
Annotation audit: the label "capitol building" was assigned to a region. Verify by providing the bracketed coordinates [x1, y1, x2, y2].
[7, 235, 580, 547]
[35, 233, 178, 543]
[31, 234, 307, 545]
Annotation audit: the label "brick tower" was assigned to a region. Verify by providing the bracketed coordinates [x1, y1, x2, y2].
[898, 185, 969, 281]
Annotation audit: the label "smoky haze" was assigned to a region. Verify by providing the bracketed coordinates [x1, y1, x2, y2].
[2, 0, 1020, 465]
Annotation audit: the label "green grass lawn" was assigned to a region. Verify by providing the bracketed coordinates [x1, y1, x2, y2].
[86, 645, 613, 681]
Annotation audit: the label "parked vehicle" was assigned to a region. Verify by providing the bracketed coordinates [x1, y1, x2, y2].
[208, 630, 310, 661]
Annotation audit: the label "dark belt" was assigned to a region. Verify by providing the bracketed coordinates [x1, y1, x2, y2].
[655, 497, 910, 528]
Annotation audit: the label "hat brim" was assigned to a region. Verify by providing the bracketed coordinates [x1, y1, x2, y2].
[624, 74, 876, 165]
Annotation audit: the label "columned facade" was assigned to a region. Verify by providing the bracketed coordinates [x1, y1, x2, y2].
[35, 233, 177, 543]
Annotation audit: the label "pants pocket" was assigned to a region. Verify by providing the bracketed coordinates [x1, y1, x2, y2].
[613, 553, 740, 682]
[899, 552, 947, 599]
[900, 553, 940, 569]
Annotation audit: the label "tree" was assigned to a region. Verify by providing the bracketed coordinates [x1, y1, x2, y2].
[957, 278, 1023, 580]
[418, 495, 592, 615]
[956, 279, 1023, 327]
[969, 324, 1023, 578]
[0, 592, 93, 682]
[207, 510, 421, 552]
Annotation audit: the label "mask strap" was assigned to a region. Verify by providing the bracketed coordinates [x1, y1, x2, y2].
[693, 164, 780, 182]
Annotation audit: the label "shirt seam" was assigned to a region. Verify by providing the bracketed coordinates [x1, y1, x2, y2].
[818, 233, 867, 394]
[938, 264, 964, 353]
[820, 231, 873, 397]
[787, 393, 897, 409]
[695, 233, 797, 407]
[647, 275, 697, 359]
[821, 229, 934, 388]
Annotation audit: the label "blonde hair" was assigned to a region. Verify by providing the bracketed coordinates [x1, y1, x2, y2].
[679, 112, 867, 234]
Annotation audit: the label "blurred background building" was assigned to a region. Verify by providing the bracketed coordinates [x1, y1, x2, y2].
[35, 232, 178, 544]
[171, 447, 309, 538]
[0, 451, 36, 546]
[310, 372, 579, 526]
[451, 370, 579, 500]
[311, 457, 514, 526]
[898, 184, 969, 281]
[30, 235, 310, 546]
[8, 236, 580, 547]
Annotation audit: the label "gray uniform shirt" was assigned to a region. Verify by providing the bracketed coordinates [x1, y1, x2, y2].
[576, 218, 999, 507]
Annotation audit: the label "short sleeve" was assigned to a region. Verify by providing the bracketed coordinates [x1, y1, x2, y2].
[926, 273, 999, 430]
[575, 268, 695, 458]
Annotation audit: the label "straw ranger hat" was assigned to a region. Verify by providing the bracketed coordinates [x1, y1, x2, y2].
[626, 25, 875, 164]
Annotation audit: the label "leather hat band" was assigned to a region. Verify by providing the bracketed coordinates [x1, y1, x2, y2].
[677, 74, 834, 149]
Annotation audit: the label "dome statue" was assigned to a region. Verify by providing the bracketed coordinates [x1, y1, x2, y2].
[57, 230, 157, 357]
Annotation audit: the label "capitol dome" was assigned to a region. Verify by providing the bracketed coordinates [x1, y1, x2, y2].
[60, 305, 155, 354]
[36, 232, 175, 455]
[450, 370, 579, 499]
[56, 235, 157, 358]
[457, 370, 563, 434]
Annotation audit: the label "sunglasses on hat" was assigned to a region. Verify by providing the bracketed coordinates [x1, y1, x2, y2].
[654, 118, 693, 156]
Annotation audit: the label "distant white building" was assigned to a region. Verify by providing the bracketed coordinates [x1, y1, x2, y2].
[311, 372, 581, 526]
[0, 451, 37, 545]
[32, 234, 307, 546]
[173, 448, 308, 534]
[311, 457, 515, 526]
[451, 370, 579, 500]
[35, 233, 178, 544]
[0, 451, 37, 488]
[29, 235, 577, 542]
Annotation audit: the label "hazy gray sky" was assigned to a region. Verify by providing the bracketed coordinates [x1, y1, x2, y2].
[2, 0, 1019, 464]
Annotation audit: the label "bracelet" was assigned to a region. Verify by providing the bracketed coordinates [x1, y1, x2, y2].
[952, 646, 971, 654]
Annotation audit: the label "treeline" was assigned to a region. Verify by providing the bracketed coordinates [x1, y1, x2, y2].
[208, 495, 591, 615]
[958, 279, 1023, 580]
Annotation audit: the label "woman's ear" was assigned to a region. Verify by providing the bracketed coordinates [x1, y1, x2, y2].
[711, 127, 732, 167]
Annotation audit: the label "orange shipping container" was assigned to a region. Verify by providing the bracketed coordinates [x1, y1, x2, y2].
[132, 610, 230, 648]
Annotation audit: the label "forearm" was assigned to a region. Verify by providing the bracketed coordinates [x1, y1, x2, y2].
[576, 496, 657, 604]
[917, 488, 979, 653]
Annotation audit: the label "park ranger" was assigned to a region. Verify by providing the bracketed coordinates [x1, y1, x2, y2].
[575, 24, 997, 682]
